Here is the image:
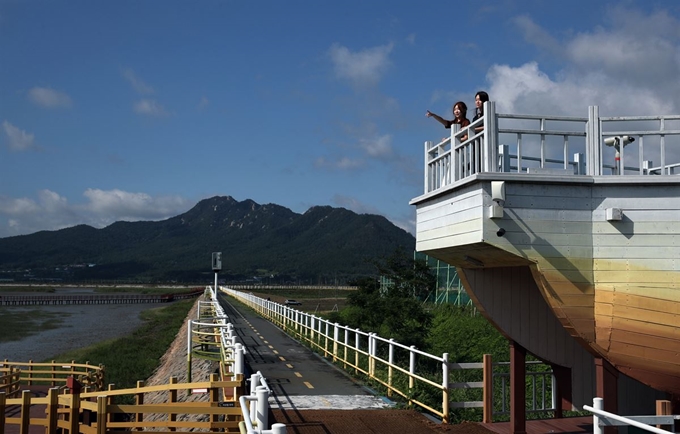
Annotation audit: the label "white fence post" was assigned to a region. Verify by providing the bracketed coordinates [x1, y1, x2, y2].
[484, 101, 498, 173]
[424, 141, 432, 193]
[256, 386, 269, 430]
[234, 343, 244, 376]
[250, 372, 260, 422]
[587, 105, 601, 175]
[593, 397, 603, 434]
[409, 345, 416, 405]
[333, 323, 339, 361]
[442, 353, 450, 424]
[270, 423, 287, 434]
[388, 339, 394, 397]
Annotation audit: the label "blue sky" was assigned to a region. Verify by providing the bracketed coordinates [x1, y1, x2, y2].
[2, 0, 680, 238]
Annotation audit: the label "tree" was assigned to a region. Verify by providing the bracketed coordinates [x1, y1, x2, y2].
[339, 248, 435, 348]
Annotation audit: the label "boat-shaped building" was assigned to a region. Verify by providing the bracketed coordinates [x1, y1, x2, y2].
[410, 103, 680, 423]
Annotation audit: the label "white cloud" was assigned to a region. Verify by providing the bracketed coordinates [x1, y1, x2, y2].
[28, 87, 73, 108]
[82, 189, 187, 218]
[0, 197, 41, 215]
[315, 156, 364, 170]
[512, 15, 561, 55]
[133, 99, 169, 116]
[122, 68, 155, 94]
[359, 134, 393, 158]
[503, 9, 680, 115]
[0, 189, 193, 238]
[2, 120, 36, 151]
[329, 42, 394, 87]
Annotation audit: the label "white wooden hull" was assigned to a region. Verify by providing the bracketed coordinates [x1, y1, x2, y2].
[412, 174, 680, 395]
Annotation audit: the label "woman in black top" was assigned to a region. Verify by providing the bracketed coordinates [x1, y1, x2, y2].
[472, 91, 489, 132]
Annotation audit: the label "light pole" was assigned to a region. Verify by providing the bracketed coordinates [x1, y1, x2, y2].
[212, 252, 222, 294]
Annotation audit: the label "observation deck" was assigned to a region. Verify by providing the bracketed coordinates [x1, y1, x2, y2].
[410, 103, 680, 412]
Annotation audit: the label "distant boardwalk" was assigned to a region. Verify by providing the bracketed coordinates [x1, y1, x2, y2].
[0, 289, 203, 306]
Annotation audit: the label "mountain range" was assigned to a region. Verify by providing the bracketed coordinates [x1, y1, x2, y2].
[0, 196, 416, 284]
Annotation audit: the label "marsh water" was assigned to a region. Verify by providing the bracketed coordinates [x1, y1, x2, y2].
[0, 298, 160, 362]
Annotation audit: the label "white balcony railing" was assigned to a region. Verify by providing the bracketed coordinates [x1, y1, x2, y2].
[424, 103, 680, 194]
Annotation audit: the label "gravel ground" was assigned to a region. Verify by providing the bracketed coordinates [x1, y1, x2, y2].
[0, 302, 161, 362]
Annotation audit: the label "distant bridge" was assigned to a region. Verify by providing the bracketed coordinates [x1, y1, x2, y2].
[0, 288, 204, 306]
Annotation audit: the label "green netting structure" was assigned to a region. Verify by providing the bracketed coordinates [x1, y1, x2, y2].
[414, 252, 473, 307]
[378, 252, 473, 307]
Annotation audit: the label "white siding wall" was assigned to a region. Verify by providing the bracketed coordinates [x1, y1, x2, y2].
[415, 184, 485, 252]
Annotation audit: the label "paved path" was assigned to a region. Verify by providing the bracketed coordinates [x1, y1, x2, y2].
[216, 294, 390, 411]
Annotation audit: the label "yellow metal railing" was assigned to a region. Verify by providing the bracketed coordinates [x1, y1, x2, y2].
[0, 373, 245, 434]
[0, 360, 104, 394]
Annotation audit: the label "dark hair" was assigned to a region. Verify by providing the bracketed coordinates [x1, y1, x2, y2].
[452, 101, 467, 119]
[475, 91, 489, 116]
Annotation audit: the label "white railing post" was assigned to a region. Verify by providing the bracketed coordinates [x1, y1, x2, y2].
[388, 339, 394, 397]
[344, 328, 349, 368]
[451, 124, 460, 182]
[270, 423, 287, 434]
[250, 372, 260, 422]
[442, 353, 450, 424]
[593, 397, 603, 434]
[587, 105, 601, 175]
[256, 386, 269, 430]
[368, 333, 375, 377]
[498, 144, 510, 172]
[325, 321, 330, 356]
[310, 315, 316, 341]
[484, 101, 498, 173]
[409, 346, 416, 406]
[333, 323, 339, 361]
[424, 141, 432, 193]
[574, 152, 585, 175]
[234, 343, 244, 376]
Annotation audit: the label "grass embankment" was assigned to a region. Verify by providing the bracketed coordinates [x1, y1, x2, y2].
[49, 299, 194, 390]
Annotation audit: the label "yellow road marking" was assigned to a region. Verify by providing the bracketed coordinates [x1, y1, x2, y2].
[304, 382, 314, 389]
[279, 356, 286, 362]
[294, 372, 302, 378]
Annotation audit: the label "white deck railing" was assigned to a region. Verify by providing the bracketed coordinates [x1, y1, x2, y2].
[424, 103, 680, 194]
[584, 397, 677, 434]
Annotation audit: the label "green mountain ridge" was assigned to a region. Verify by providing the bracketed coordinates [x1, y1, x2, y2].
[0, 196, 415, 283]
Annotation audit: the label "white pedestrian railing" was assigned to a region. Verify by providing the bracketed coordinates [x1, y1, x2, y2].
[199, 286, 286, 433]
[239, 371, 286, 434]
[222, 287, 555, 424]
[424, 103, 680, 194]
[584, 397, 677, 433]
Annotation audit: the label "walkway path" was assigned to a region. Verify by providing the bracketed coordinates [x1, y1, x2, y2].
[219, 294, 594, 434]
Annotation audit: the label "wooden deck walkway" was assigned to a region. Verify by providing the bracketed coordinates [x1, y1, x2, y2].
[482, 416, 592, 433]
